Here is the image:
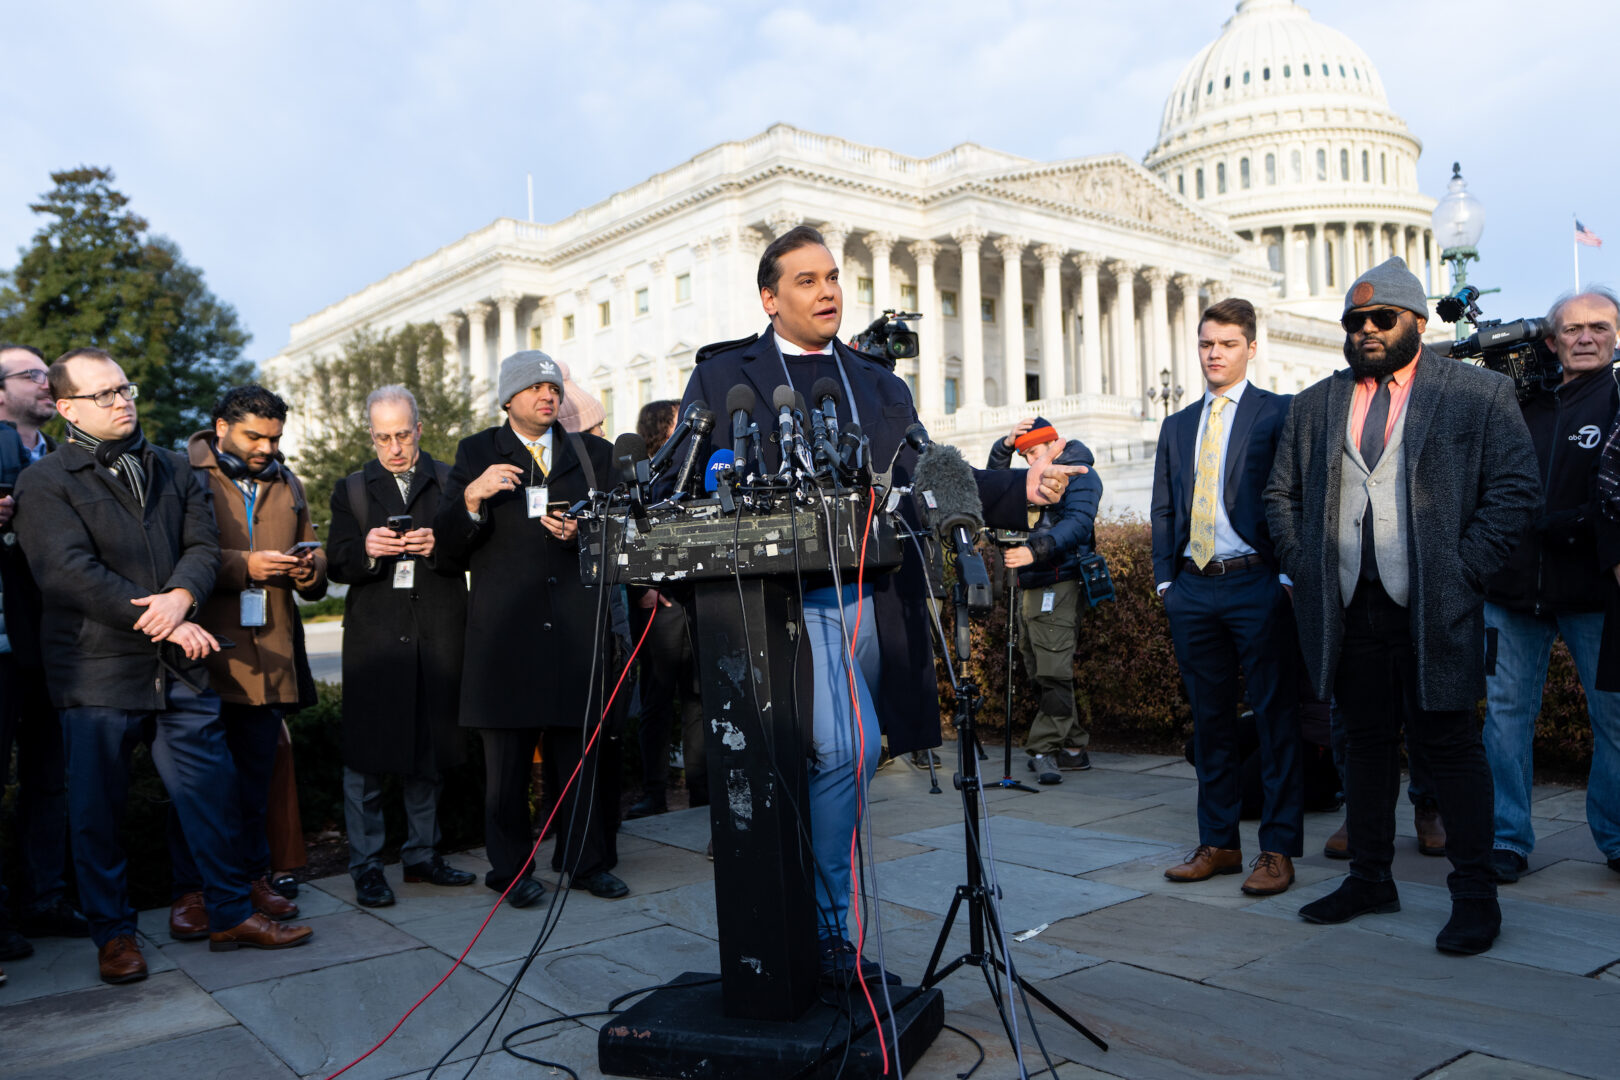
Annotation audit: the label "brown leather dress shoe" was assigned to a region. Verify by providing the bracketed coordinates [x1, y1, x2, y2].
[1240, 852, 1295, 896]
[250, 876, 300, 920]
[209, 912, 314, 952]
[98, 935, 148, 984]
[1324, 820, 1350, 859]
[1415, 806, 1447, 856]
[169, 891, 209, 941]
[1164, 845, 1242, 882]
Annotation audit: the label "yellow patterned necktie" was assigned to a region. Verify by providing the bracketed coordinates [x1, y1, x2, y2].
[1188, 395, 1230, 569]
[527, 442, 548, 476]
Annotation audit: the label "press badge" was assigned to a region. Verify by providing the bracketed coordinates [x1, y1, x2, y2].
[526, 485, 549, 519]
[1041, 589, 1055, 613]
[240, 587, 267, 627]
[393, 559, 416, 590]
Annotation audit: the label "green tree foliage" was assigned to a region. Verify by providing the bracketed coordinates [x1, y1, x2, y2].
[0, 167, 252, 448]
[289, 322, 493, 531]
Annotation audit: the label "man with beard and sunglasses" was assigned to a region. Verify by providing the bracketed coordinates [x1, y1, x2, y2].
[1265, 257, 1539, 956]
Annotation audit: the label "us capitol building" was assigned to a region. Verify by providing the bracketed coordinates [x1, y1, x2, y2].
[271, 0, 1445, 511]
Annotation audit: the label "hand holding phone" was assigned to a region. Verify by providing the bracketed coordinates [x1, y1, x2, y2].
[386, 514, 412, 535]
[284, 540, 322, 557]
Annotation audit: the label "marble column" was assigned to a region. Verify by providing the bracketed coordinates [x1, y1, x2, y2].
[1275, 226, 1290, 297]
[909, 240, 944, 416]
[1074, 253, 1102, 395]
[996, 236, 1027, 407]
[1035, 244, 1065, 403]
[1176, 275, 1201, 400]
[1145, 268, 1171, 401]
[953, 227, 987, 411]
[866, 231, 896, 313]
[1253, 304, 1270, 388]
[436, 313, 462, 380]
[494, 291, 520, 361]
[1312, 222, 1329, 296]
[463, 301, 491, 389]
[1107, 260, 1140, 399]
[821, 222, 850, 274]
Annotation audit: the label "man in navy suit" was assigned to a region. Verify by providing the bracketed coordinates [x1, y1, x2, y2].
[1151, 297, 1302, 897]
[681, 225, 1082, 982]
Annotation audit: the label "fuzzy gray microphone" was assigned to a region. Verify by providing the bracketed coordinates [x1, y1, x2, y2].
[911, 441, 991, 611]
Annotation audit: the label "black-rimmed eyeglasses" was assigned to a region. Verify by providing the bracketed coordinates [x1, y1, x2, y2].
[65, 384, 139, 408]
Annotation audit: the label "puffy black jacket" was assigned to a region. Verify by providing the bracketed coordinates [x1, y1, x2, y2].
[986, 436, 1102, 588]
[1484, 368, 1620, 614]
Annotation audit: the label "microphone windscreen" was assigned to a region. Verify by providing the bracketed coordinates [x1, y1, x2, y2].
[772, 385, 796, 412]
[810, 377, 842, 406]
[703, 449, 734, 492]
[613, 432, 647, 478]
[911, 442, 984, 532]
[691, 407, 716, 435]
[793, 391, 808, 417]
[726, 383, 756, 415]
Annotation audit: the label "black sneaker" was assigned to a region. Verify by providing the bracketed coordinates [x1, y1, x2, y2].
[1028, 754, 1062, 785]
[1056, 748, 1091, 771]
[354, 867, 396, 908]
[1490, 849, 1528, 884]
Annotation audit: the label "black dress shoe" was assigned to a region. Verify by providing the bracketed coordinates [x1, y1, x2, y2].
[1298, 877, 1400, 924]
[819, 938, 902, 986]
[626, 795, 668, 820]
[1436, 897, 1501, 955]
[506, 878, 547, 909]
[403, 856, 477, 887]
[270, 873, 299, 900]
[0, 928, 34, 961]
[20, 898, 90, 938]
[571, 870, 630, 899]
[1490, 849, 1528, 884]
[354, 867, 396, 908]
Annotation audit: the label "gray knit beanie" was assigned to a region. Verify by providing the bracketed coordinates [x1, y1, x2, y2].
[1343, 257, 1430, 320]
[497, 350, 564, 409]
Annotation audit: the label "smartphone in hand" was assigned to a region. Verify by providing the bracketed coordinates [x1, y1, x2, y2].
[284, 541, 322, 556]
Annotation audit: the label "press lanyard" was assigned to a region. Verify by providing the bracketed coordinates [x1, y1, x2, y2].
[773, 336, 862, 429]
[240, 481, 258, 549]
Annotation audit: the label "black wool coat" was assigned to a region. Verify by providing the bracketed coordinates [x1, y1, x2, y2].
[328, 453, 468, 776]
[0, 425, 54, 669]
[433, 423, 615, 731]
[681, 327, 1030, 754]
[1264, 349, 1540, 711]
[13, 439, 220, 710]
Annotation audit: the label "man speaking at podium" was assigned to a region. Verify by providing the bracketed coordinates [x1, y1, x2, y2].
[680, 225, 1083, 980]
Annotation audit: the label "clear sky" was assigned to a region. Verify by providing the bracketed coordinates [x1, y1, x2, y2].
[2, 0, 1611, 364]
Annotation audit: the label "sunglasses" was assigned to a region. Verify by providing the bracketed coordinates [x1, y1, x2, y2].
[1342, 308, 1403, 334]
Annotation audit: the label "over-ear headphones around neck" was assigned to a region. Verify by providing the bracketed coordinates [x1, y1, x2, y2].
[214, 441, 282, 483]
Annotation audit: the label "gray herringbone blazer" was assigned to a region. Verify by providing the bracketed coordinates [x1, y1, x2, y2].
[1264, 348, 1540, 711]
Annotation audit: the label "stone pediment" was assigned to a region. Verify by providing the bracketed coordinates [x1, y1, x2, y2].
[975, 156, 1238, 251]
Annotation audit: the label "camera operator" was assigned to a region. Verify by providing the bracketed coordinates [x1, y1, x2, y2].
[327, 386, 475, 907]
[1484, 288, 1620, 883]
[986, 416, 1102, 785]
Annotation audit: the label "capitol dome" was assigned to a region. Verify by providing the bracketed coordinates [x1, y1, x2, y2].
[1144, 0, 1440, 321]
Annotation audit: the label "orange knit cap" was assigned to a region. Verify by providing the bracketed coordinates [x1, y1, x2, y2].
[1012, 417, 1058, 454]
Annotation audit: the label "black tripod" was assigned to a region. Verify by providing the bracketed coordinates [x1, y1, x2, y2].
[996, 558, 1039, 794]
[921, 580, 1106, 1074]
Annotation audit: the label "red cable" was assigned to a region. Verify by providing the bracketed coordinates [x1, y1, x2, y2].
[326, 601, 659, 1080]
[843, 487, 888, 1070]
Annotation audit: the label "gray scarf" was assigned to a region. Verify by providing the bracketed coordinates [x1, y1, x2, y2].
[66, 421, 148, 507]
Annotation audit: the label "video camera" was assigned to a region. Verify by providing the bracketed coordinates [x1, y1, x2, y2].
[1433, 285, 1557, 402]
[851, 309, 921, 369]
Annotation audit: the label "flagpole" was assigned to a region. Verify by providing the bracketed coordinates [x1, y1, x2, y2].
[1574, 212, 1582, 290]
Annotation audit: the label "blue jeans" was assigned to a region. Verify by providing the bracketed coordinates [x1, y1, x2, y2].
[61, 681, 251, 945]
[802, 584, 882, 943]
[1483, 603, 1620, 859]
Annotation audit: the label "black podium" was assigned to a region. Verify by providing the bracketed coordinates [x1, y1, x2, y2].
[584, 497, 942, 1078]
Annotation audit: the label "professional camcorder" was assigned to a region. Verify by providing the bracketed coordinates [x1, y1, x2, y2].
[1433, 285, 1557, 401]
[851, 309, 921, 368]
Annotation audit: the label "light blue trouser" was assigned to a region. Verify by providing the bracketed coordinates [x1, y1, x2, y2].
[1483, 603, 1620, 859]
[802, 584, 883, 943]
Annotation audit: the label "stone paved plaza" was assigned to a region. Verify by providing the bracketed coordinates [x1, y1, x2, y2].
[3, 749, 1617, 1079]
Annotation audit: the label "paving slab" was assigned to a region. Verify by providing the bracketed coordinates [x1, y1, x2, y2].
[1039, 892, 1317, 980]
[311, 863, 508, 931]
[8, 1023, 297, 1080]
[1531, 783, 1579, 804]
[896, 818, 1175, 874]
[988, 788, 1180, 828]
[483, 923, 719, 1028]
[1246, 876, 1620, 976]
[1208, 926, 1620, 1079]
[1533, 789, 1594, 822]
[1044, 768, 1196, 802]
[0, 926, 178, 1003]
[1080, 751, 1184, 773]
[1533, 823, 1608, 864]
[614, 804, 712, 853]
[1141, 758, 1199, 779]
[1082, 842, 1343, 912]
[391, 1022, 603, 1079]
[1491, 857, 1620, 914]
[213, 946, 558, 1080]
[1, 969, 238, 1073]
[875, 849, 1140, 931]
[153, 909, 423, 992]
[872, 915, 1104, 998]
[609, 831, 717, 894]
[1070, 802, 1203, 846]
[1009, 959, 1460, 1079]
[1424, 1052, 1598, 1080]
[401, 888, 662, 970]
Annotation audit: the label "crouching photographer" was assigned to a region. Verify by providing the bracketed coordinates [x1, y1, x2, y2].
[1482, 288, 1620, 883]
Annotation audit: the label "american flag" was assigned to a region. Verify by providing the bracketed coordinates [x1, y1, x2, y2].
[1576, 219, 1603, 247]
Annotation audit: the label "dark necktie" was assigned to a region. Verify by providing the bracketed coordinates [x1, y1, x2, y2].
[1359, 376, 1393, 582]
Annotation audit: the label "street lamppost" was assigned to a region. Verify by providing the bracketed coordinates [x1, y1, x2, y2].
[1431, 162, 1488, 339]
[1146, 367, 1182, 417]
